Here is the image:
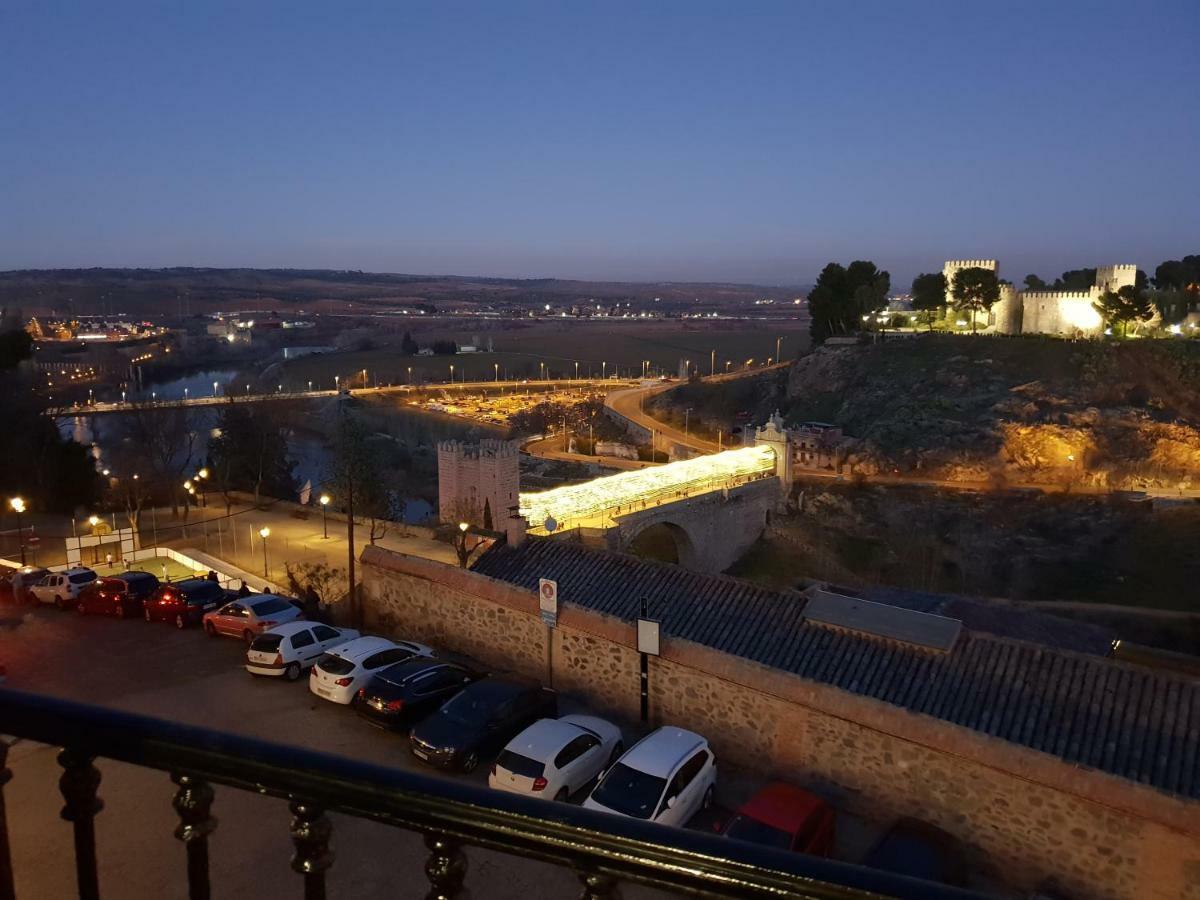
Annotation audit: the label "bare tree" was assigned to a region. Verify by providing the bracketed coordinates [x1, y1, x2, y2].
[122, 406, 197, 517]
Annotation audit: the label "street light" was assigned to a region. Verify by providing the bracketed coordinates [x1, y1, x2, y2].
[319, 494, 330, 539]
[494, 362, 499, 382]
[602, 360, 606, 379]
[308, 380, 312, 392]
[259, 526, 271, 577]
[9, 497, 26, 564]
[449, 364, 455, 383]
[213, 381, 219, 397]
[574, 361, 579, 380]
[776, 336, 783, 363]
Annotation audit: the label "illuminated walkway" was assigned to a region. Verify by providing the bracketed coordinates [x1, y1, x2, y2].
[520, 445, 776, 533]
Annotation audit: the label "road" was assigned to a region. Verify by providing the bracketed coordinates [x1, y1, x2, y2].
[46, 377, 638, 417]
[0, 605, 887, 899]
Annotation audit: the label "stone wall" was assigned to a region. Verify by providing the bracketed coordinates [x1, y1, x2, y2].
[359, 546, 1200, 900]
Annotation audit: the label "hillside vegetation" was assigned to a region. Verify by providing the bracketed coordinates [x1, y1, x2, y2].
[784, 335, 1200, 488]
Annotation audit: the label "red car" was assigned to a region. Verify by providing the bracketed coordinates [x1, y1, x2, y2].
[76, 572, 161, 618]
[144, 579, 226, 628]
[719, 783, 835, 856]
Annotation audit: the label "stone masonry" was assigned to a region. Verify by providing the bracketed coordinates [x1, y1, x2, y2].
[360, 545, 1200, 900]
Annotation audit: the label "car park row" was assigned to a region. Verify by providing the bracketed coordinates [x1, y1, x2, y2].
[2, 563, 972, 887]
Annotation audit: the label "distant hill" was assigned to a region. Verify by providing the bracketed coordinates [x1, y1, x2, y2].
[0, 267, 799, 318]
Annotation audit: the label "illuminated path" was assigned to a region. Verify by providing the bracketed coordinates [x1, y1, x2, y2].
[520, 444, 777, 536]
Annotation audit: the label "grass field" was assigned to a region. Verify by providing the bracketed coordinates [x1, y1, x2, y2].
[274, 320, 810, 389]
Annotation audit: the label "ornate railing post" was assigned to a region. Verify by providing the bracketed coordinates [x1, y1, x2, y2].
[57, 747, 103, 900]
[423, 831, 467, 900]
[289, 800, 333, 900]
[577, 870, 621, 900]
[171, 773, 216, 900]
[0, 740, 14, 900]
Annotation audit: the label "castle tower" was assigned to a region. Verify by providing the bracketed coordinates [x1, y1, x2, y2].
[1094, 265, 1137, 293]
[942, 259, 999, 308]
[437, 439, 520, 530]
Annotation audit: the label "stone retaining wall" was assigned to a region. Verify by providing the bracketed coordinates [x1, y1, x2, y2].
[360, 545, 1200, 900]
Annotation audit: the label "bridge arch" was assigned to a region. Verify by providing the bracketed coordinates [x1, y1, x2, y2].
[623, 520, 698, 568]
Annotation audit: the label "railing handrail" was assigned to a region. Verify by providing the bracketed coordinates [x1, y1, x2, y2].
[0, 688, 984, 899]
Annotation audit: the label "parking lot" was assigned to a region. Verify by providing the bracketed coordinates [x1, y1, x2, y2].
[0, 599, 974, 898]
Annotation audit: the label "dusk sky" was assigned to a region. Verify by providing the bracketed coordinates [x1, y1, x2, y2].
[2, 1, 1197, 286]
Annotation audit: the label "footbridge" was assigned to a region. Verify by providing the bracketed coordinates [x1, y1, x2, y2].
[519, 445, 781, 573]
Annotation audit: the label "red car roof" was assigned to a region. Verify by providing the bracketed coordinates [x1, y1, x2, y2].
[736, 782, 830, 835]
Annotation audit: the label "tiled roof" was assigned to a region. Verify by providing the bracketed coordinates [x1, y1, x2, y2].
[472, 539, 1200, 801]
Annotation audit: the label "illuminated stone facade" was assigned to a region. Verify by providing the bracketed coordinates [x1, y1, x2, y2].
[945, 259, 1137, 337]
[436, 439, 520, 529]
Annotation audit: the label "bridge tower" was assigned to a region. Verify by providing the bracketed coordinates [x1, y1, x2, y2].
[753, 411, 793, 494]
[437, 439, 520, 531]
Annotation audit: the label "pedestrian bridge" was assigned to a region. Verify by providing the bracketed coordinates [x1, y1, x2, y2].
[520, 445, 780, 572]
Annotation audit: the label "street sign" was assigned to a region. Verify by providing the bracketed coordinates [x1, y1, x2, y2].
[538, 578, 558, 628]
[637, 617, 660, 656]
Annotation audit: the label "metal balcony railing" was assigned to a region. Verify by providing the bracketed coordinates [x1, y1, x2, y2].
[0, 688, 984, 900]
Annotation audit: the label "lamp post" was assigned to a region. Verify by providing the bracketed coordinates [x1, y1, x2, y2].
[494, 362, 499, 382]
[574, 361, 579, 381]
[319, 494, 330, 539]
[449, 364, 454, 384]
[407, 367, 412, 385]
[602, 360, 606, 379]
[259, 526, 270, 578]
[213, 381, 219, 397]
[711, 349, 716, 376]
[776, 336, 783, 363]
[684, 408, 692, 438]
[10, 497, 26, 564]
[454, 521, 479, 568]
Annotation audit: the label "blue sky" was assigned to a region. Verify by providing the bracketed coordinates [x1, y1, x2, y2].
[2, 0, 1197, 285]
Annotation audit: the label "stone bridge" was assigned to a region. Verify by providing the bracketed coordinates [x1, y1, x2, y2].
[563, 476, 780, 573]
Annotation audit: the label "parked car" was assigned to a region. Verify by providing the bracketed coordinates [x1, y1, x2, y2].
[9, 567, 48, 604]
[309, 636, 435, 705]
[489, 715, 623, 801]
[409, 675, 557, 774]
[203, 594, 303, 642]
[718, 783, 835, 856]
[245, 622, 360, 681]
[584, 727, 716, 827]
[144, 579, 227, 628]
[862, 818, 967, 887]
[355, 657, 484, 730]
[30, 567, 96, 608]
[75, 571, 160, 618]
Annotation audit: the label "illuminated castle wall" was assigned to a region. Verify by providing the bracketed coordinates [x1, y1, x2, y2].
[944, 260, 1136, 337]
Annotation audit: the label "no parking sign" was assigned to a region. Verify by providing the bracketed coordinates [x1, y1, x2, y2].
[538, 578, 558, 628]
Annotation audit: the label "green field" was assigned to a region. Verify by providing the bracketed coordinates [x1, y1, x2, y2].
[274, 321, 809, 389]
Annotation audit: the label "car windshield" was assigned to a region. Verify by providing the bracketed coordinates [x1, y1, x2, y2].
[496, 751, 545, 779]
[250, 634, 284, 652]
[251, 597, 291, 615]
[589, 764, 666, 819]
[724, 814, 793, 849]
[317, 654, 355, 676]
[69, 571, 95, 584]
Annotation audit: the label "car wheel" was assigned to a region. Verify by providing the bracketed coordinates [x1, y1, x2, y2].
[460, 752, 479, 774]
[242, 629, 255, 644]
[608, 741, 624, 766]
[554, 787, 569, 802]
[144, 608, 153, 622]
[702, 785, 714, 811]
[204, 621, 217, 637]
[54, 595, 64, 609]
[175, 614, 186, 629]
[284, 662, 301, 682]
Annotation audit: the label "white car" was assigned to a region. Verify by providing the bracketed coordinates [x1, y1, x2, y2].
[308, 636, 435, 705]
[490, 715, 623, 801]
[30, 567, 96, 608]
[583, 727, 717, 827]
[246, 622, 361, 681]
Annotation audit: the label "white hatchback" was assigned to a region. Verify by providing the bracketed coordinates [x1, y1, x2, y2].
[246, 622, 361, 681]
[308, 636, 435, 705]
[30, 568, 96, 608]
[490, 715, 623, 802]
[583, 727, 717, 827]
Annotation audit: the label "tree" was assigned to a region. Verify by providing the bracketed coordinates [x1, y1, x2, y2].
[1053, 268, 1097, 292]
[807, 260, 890, 344]
[1154, 255, 1200, 290]
[121, 406, 198, 517]
[0, 329, 32, 370]
[951, 267, 1001, 334]
[1093, 285, 1154, 336]
[208, 402, 296, 508]
[331, 414, 405, 545]
[400, 331, 419, 355]
[910, 272, 947, 332]
[1023, 274, 1048, 291]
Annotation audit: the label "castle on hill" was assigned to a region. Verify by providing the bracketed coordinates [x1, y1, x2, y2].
[942, 259, 1137, 336]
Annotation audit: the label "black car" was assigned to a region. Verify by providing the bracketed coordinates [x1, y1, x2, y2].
[144, 578, 226, 628]
[408, 675, 557, 773]
[863, 818, 967, 887]
[356, 658, 484, 730]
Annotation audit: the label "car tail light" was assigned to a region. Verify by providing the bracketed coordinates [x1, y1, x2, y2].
[386, 699, 404, 712]
[531, 777, 548, 792]
[335, 677, 353, 687]
[273, 654, 283, 666]
[309, 668, 317, 677]
[356, 688, 366, 700]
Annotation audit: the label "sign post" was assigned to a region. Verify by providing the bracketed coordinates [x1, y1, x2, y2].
[636, 597, 660, 724]
[539, 578, 558, 688]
